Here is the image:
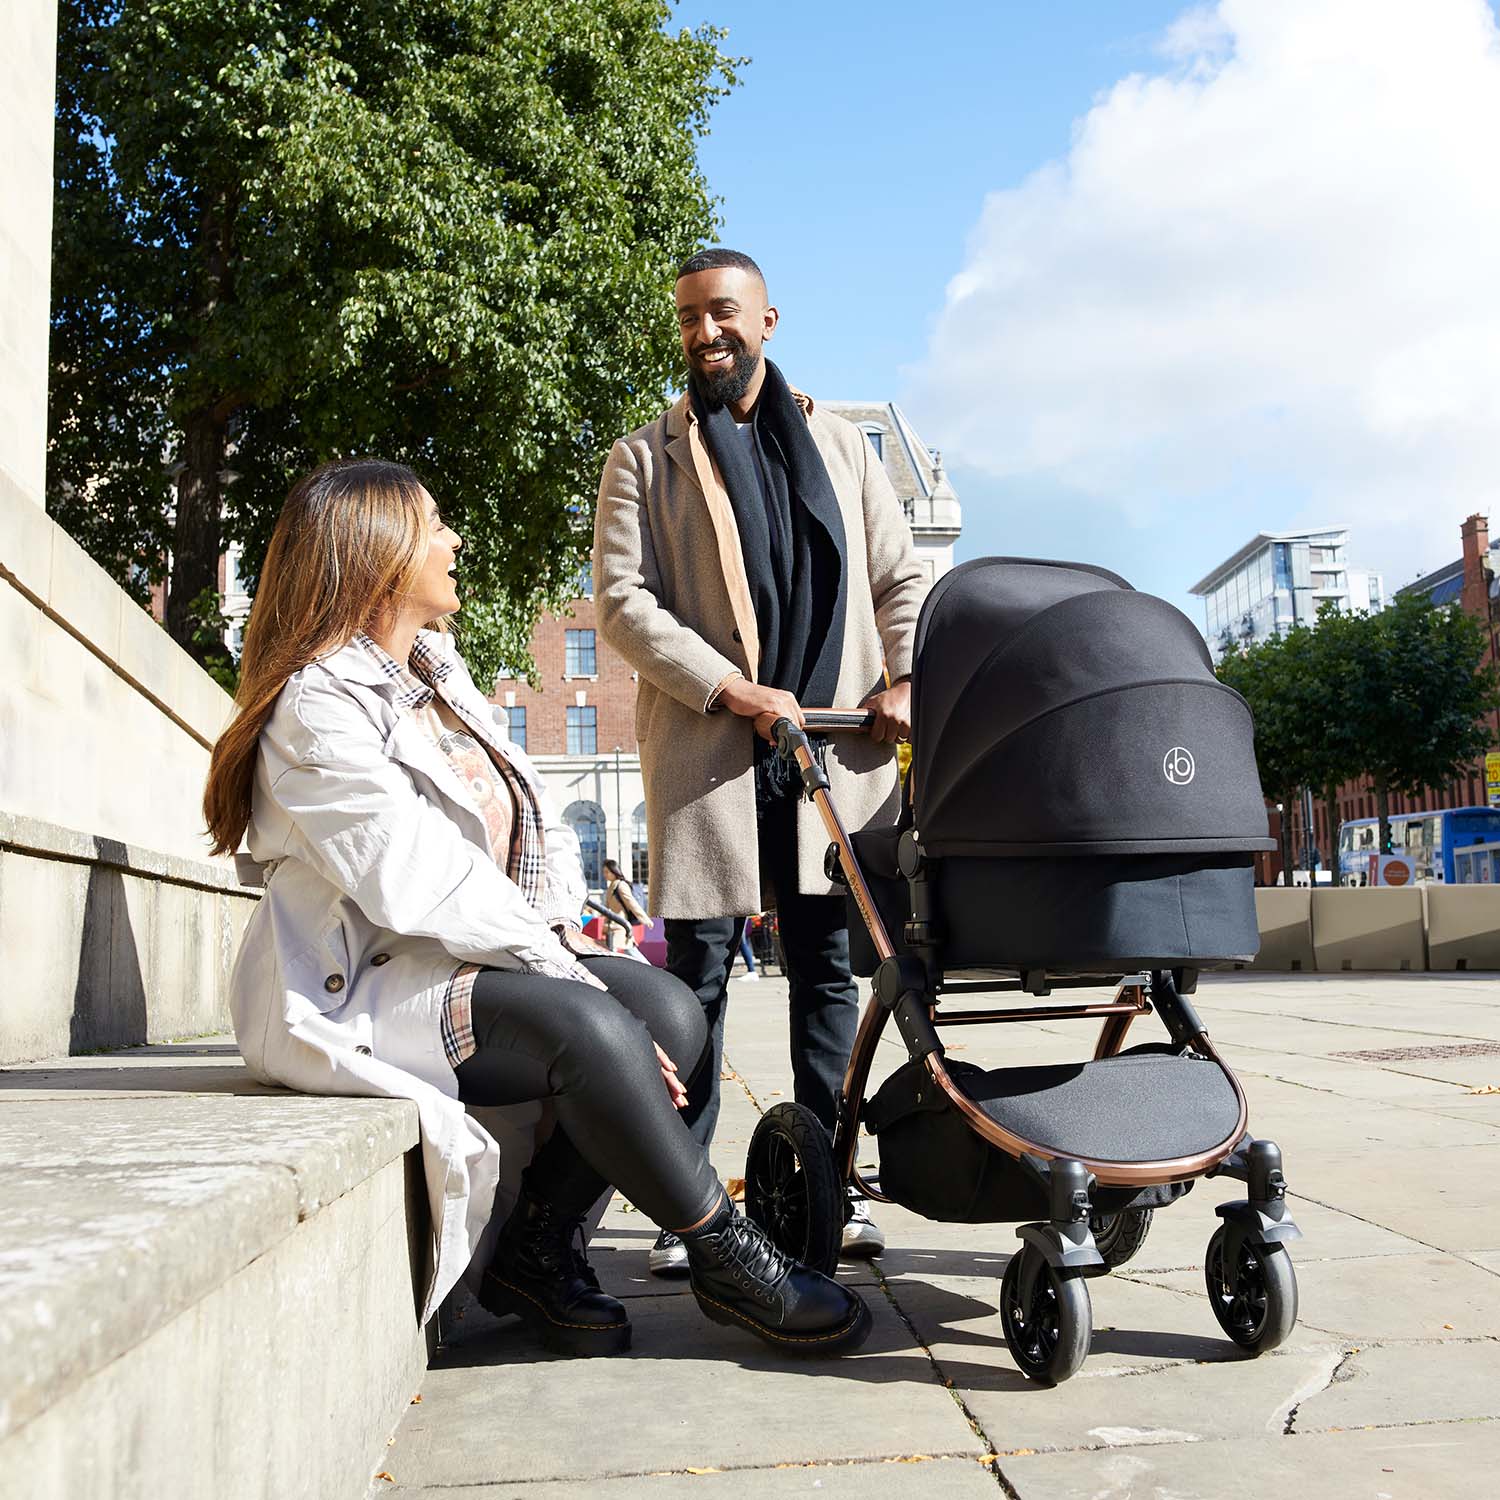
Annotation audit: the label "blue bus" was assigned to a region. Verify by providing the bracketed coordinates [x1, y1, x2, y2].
[1337, 806, 1500, 885]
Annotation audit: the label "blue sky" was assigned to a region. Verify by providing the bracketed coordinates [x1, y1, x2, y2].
[671, 0, 1500, 625]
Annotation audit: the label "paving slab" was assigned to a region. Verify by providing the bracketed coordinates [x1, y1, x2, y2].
[1296, 1340, 1500, 1430]
[1293, 1143, 1500, 1256]
[1001, 1420, 1500, 1500]
[389, 1456, 1003, 1498]
[1139, 1249, 1500, 1342]
[390, 1283, 982, 1488]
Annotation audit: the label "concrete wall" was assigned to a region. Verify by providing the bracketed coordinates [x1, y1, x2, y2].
[0, 814, 258, 1064]
[1, 489, 234, 865]
[0, 1, 56, 510]
[1242, 884, 1500, 972]
[0, 1068, 430, 1500]
[0, 0, 255, 1066]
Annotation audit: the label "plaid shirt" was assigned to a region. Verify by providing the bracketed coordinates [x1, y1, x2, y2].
[353, 633, 602, 1064]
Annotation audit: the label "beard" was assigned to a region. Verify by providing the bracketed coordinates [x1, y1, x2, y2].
[689, 336, 761, 410]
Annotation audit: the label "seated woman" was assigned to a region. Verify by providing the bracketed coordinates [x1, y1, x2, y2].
[203, 458, 869, 1358]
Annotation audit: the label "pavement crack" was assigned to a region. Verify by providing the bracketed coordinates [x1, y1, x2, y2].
[1275, 1346, 1355, 1435]
[868, 1265, 1023, 1497]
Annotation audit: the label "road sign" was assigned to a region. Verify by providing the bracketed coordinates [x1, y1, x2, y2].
[1368, 853, 1415, 887]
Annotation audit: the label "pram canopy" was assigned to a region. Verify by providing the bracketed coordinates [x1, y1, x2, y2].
[910, 558, 1275, 859]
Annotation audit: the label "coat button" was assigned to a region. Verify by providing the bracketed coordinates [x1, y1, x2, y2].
[324, 973, 345, 993]
[355, 1044, 372, 1057]
[732, 628, 742, 643]
[369, 953, 391, 967]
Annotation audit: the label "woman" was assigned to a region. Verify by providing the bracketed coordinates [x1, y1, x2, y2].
[601, 858, 647, 951]
[204, 459, 869, 1358]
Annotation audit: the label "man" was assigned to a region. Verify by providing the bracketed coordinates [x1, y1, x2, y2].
[593, 248, 926, 1274]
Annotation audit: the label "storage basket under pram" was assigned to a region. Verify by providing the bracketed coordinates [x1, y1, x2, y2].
[742, 557, 1301, 1384]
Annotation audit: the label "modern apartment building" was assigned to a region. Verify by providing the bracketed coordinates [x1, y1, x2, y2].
[1189, 527, 1385, 660]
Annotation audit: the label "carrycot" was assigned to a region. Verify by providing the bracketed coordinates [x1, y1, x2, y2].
[848, 558, 1275, 975]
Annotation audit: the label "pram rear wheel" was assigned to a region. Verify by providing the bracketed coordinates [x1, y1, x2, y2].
[999, 1246, 1092, 1385]
[1204, 1226, 1298, 1353]
[1090, 1206, 1153, 1268]
[744, 1102, 842, 1276]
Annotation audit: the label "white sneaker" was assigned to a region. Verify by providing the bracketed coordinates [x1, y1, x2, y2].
[734, 972, 761, 982]
[840, 1194, 885, 1259]
[648, 1228, 690, 1278]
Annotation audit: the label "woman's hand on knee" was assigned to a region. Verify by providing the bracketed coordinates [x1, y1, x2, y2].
[656, 1043, 688, 1110]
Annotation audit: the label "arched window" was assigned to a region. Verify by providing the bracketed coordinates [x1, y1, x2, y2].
[563, 800, 606, 889]
[631, 802, 649, 886]
[858, 423, 887, 462]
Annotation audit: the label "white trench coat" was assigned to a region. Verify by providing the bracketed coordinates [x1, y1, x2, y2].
[230, 631, 592, 1321]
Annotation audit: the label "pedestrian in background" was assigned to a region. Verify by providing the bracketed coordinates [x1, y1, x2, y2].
[603, 857, 648, 951]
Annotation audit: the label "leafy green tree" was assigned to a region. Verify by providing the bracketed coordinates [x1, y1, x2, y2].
[1336, 593, 1500, 854]
[1217, 633, 1310, 884]
[1219, 615, 1363, 883]
[49, 0, 737, 678]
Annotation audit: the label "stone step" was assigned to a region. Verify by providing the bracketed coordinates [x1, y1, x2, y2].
[0, 1039, 428, 1499]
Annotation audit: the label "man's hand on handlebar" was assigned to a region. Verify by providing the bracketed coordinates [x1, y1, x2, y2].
[859, 676, 912, 745]
[718, 677, 805, 744]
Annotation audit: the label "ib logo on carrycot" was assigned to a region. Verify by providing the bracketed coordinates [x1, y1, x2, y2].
[1163, 746, 1196, 785]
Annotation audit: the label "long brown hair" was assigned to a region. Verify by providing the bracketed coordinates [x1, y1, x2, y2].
[203, 458, 437, 855]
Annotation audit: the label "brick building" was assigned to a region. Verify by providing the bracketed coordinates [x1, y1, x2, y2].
[492, 402, 962, 901]
[1273, 513, 1500, 882]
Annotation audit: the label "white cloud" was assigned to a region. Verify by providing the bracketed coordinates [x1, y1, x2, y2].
[907, 0, 1500, 589]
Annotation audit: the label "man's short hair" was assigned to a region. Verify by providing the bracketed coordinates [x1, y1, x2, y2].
[676, 247, 766, 288]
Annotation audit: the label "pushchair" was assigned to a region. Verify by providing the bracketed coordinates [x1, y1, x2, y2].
[742, 558, 1301, 1384]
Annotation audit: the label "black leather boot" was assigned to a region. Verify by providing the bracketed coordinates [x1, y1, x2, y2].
[683, 1199, 872, 1354]
[478, 1193, 631, 1356]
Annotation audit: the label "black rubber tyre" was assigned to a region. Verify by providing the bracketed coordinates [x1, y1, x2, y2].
[1090, 1206, 1154, 1268]
[744, 1101, 843, 1275]
[999, 1246, 1092, 1385]
[1204, 1226, 1298, 1354]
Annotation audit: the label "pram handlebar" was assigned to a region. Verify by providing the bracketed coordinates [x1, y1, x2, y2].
[800, 709, 876, 732]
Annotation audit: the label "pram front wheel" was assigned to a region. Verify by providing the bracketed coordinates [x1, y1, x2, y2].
[1000, 1246, 1092, 1385]
[744, 1102, 842, 1275]
[1204, 1226, 1298, 1353]
[1090, 1206, 1153, 1268]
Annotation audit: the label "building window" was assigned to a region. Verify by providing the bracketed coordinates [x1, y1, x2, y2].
[566, 705, 597, 755]
[565, 628, 596, 676]
[574, 564, 594, 600]
[862, 428, 884, 461]
[505, 704, 526, 752]
[632, 802, 649, 886]
[564, 801, 606, 888]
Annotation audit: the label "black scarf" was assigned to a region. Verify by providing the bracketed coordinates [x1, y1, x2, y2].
[690, 360, 848, 805]
[689, 359, 848, 705]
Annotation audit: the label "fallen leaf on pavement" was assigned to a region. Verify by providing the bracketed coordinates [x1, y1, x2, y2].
[726, 1177, 746, 1200]
[374, 1473, 394, 1484]
[1467, 1084, 1500, 1094]
[409, 1394, 422, 1404]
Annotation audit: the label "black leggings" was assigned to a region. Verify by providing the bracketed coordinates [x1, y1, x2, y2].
[453, 955, 722, 1231]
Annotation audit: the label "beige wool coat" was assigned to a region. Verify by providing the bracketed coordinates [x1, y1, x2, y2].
[593, 389, 928, 918]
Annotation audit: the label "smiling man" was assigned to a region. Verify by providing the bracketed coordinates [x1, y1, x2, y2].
[593, 248, 927, 1273]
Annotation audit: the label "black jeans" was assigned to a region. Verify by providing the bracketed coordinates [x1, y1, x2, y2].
[665, 793, 859, 1150]
[452, 954, 721, 1230]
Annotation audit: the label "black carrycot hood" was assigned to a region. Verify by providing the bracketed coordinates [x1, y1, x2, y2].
[910, 558, 1275, 857]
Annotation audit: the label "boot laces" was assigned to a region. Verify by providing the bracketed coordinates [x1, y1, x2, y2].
[525, 1201, 593, 1282]
[718, 1213, 793, 1300]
